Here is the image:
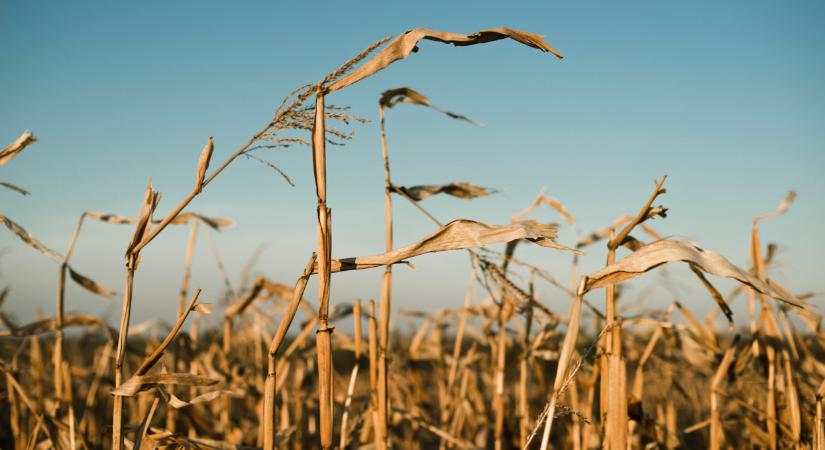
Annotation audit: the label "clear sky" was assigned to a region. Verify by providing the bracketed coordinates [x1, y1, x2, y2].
[1, 0, 823, 328]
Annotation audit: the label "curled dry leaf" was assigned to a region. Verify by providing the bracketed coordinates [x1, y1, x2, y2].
[126, 182, 161, 257]
[690, 265, 734, 327]
[192, 303, 214, 314]
[86, 211, 135, 224]
[380, 87, 481, 125]
[0, 130, 37, 167]
[512, 190, 575, 225]
[546, 198, 575, 225]
[380, 87, 430, 108]
[329, 302, 354, 322]
[262, 281, 294, 301]
[326, 27, 562, 93]
[225, 276, 296, 319]
[171, 212, 235, 231]
[111, 373, 220, 397]
[392, 182, 493, 201]
[165, 388, 234, 409]
[755, 190, 796, 223]
[0, 314, 109, 337]
[127, 320, 160, 336]
[0, 182, 29, 196]
[315, 219, 578, 274]
[584, 239, 802, 308]
[0, 214, 62, 261]
[195, 137, 214, 192]
[67, 266, 116, 297]
[194, 214, 235, 231]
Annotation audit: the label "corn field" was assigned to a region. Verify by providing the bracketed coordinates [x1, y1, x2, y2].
[1, 27, 823, 450]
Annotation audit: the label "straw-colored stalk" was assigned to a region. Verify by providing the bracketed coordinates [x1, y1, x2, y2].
[133, 288, 201, 377]
[377, 103, 393, 449]
[598, 176, 667, 450]
[263, 253, 316, 450]
[601, 227, 628, 450]
[339, 299, 363, 449]
[441, 277, 472, 450]
[54, 263, 66, 405]
[518, 302, 533, 448]
[710, 342, 736, 450]
[310, 91, 335, 449]
[108, 103, 308, 443]
[178, 221, 200, 317]
[53, 212, 93, 404]
[752, 221, 777, 449]
[368, 299, 384, 448]
[567, 369, 581, 450]
[167, 220, 200, 433]
[493, 300, 513, 450]
[630, 304, 674, 399]
[538, 278, 586, 449]
[815, 380, 825, 450]
[112, 253, 138, 450]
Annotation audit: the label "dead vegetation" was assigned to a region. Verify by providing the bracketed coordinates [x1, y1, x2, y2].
[1, 27, 823, 450]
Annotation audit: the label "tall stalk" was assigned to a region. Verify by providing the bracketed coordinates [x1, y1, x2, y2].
[112, 252, 139, 450]
[377, 103, 393, 449]
[599, 176, 667, 450]
[263, 254, 317, 450]
[310, 92, 335, 449]
[167, 219, 199, 433]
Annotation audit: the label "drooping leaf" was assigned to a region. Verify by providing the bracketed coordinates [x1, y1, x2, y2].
[166, 389, 233, 409]
[68, 266, 116, 297]
[85, 211, 135, 224]
[512, 189, 575, 224]
[0, 314, 109, 337]
[584, 239, 802, 308]
[192, 303, 213, 314]
[112, 373, 220, 397]
[379, 87, 430, 108]
[0, 182, 29, 196]
[171, 212, 235, 231]
[0, 214, 62, 261]
[392, 182, 493, 201]
[380, 87, 481, 125]
[326, 27, 562, 93]
[754, 190, 796, 223]
[316, 219, 578, 274]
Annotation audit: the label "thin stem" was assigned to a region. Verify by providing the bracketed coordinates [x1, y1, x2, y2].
[377, 104, 393, 450]
[134, 289, 201, 376]
[112, 256, 136, 450]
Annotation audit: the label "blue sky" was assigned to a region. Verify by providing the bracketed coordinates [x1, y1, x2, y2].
[1, 0, 823, 327]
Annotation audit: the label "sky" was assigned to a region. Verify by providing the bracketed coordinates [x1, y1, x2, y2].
[1, 0, 824, 329]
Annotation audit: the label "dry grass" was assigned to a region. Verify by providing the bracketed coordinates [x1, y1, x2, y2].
[1, 27, 823, 450]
